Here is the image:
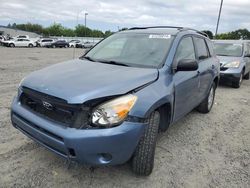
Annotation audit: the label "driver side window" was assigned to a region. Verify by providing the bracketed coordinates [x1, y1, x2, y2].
[175, 37, 196, 63]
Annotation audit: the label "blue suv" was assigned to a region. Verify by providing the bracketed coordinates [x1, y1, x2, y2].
[11, 26, 220, 176]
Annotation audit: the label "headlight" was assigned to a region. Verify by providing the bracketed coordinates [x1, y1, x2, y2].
[92, 94, 137, 127]
[224, 61, 240, 68]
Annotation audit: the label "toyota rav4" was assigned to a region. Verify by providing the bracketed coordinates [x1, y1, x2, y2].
[11, 26, 220, 176]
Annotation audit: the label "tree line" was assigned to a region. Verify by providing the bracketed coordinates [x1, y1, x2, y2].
[6, 23, 250, 40]
[202, 29, 250, 40]
[7, 23, 113, 38]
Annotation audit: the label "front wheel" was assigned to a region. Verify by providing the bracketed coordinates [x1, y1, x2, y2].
[9, 43, 15, 47]
[232, 71, 244, 88]
[28, 44, 33, 48]
[131, 111, 160, 176]
[197, 82, 216, 113]
[243, 72, 249, 80]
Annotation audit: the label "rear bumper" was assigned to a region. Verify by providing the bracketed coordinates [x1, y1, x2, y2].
[11, 96, 145, 166]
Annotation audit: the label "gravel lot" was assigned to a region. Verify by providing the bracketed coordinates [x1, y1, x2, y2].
[0, 47, 249, 188]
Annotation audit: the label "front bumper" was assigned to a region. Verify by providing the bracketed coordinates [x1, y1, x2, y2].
[11, 96, 146, 166]
[220, 67, 242, 82]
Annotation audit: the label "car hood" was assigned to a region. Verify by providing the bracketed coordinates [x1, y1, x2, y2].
[21, 59, 158, 104]
[217, 56, 242, 66]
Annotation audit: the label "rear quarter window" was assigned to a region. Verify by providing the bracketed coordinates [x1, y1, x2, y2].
[205, 39, 215, 57]
[193, 37, 209, 60]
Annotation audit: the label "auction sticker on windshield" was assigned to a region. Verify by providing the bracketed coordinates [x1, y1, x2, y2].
[149, 34, 171, 39]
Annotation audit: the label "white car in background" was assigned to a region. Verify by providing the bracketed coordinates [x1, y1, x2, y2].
[15, 35, 29, 39]
[37, 38, 55, 47]
[0, 36, 5, 42]
[69, 40, 81, 47]
[4, 38, 36, 47]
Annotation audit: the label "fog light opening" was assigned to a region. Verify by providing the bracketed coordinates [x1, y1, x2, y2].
[99, 153, 112, 163]
[68, 148, 76, 157]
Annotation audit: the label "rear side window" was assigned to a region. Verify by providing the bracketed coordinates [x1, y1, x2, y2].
[175, 37, 196, 63]
[194, 37, 209, 60]
[245, 43, 250, 55]
[205, 39, 215, 56]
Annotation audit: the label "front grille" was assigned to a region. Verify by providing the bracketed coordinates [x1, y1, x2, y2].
[20, 87, 90, 128]
[220, 67, 228, 71]
[220, 63, 228, 71]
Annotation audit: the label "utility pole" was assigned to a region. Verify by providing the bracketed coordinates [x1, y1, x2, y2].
[215, 0, 223, 38]
[84, 12, 88, 38]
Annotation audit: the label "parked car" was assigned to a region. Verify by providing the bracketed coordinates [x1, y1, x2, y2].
[69, 40, 81, 48]
[214, 40, 250, 88]
[11, 26, 219, 176]
[3, 38, 36, 47]
[37, 38, 55, 47]
[45, 40, 69, 48]
[0, 35, 5, 42]
[0, 35, 6, 45]
[15, 35, 29, 39]
[76, 41, 96, 48]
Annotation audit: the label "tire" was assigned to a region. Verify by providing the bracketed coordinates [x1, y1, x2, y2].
[131, 111, 160, 176]
[65, 45, 68, 48]
[70, 45, 74, 48]
[232, 71, 244, 88]
[28, 44, 33, 48]
[197, 82, 216, 113]
[243, 72, 249, 80]
[9, 43, 15, 47]
[52, 45, 56, 48]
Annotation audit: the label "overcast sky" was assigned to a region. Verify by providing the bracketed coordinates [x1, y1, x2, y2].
[0, 0, 250, 33]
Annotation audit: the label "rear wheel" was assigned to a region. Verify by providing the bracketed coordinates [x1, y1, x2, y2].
[232, 71, 244, 88]
[197, 82, 216, 113]
[131, 111, 160, 176]
[243, 72, 249, 80]
[28, 44, 33, 48]
[52, 45, 56, 48]
[9, 43, 15, 47]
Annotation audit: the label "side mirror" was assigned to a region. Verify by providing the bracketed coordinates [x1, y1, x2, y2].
[176, 59, 198, 72]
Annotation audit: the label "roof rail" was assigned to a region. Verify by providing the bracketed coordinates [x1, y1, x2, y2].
[128, 26, 209, 38]
[180, 28, 209, 37]
[128, 26, 184, 30]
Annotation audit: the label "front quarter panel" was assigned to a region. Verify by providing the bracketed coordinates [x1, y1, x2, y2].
[129, 69, 174, 119]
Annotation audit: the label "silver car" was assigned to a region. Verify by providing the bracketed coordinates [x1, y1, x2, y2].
[214, 40, 250, 88]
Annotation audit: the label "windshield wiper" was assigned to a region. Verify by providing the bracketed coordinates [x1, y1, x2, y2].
[80, 56, 96, 62]
[97, 59, 130, 67]
[216, 54, 231, 56]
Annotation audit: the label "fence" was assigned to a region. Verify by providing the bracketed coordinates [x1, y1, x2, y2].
[49, 36, 103, 43]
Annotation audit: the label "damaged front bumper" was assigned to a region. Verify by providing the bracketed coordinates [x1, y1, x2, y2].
[11, 96, 146, 166]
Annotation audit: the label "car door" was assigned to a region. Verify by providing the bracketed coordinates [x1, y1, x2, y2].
[193, 36, 214, 101]
[22, 39, 30, 47]
[14, 39, 22, 46]
[173, 36, 200, 121]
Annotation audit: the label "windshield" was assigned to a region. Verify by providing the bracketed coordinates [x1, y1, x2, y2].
[85, 33, 174, 68]
[214, 43, 243, 57]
